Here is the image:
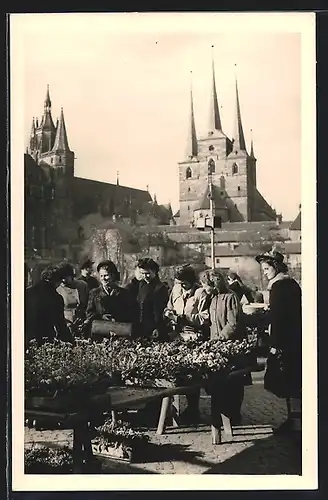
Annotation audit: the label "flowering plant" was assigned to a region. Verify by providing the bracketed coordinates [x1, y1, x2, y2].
[93, 418, 149, 448]
[25, 338, 113, 397]
[25, 445, 73, 473]
[25, 333, 258, 395]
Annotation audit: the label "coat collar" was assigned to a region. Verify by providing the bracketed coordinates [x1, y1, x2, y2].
[267, 272, 290, 290]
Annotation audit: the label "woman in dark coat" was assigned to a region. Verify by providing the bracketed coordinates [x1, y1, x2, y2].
[25, 265, 73, 345]
[134, 258, 169, 340]
[256, 249, 302, 433]
[200, 269, 250, 425]
[84, 260, 138, 337]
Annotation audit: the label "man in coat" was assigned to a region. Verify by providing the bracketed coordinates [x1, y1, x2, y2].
[25, 265, 73, 345]
[134, 258, 169, 339]
[76, 259, 99, 292]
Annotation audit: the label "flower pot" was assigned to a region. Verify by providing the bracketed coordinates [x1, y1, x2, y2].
[91, 442, 133, 462]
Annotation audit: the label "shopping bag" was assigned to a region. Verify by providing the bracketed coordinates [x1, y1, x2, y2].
[264, 350, 288, 398]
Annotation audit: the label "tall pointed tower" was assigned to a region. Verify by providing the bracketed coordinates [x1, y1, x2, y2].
[51, 107, 75, 176]
[225, 75, 256, 221]
[31, 85, 57, 160]
[28, 87, 74, 176]
[177, 50, 232, 225]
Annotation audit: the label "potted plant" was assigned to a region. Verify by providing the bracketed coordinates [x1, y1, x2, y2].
[91, 418, 150, 462]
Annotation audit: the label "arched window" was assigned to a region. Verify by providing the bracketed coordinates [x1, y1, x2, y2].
[188, 187, 191, 192]
[208, 158, 215, 173]
[186, 167, 192, 179]
[232, 163, 238, 175]
[237, 185, 241, 192]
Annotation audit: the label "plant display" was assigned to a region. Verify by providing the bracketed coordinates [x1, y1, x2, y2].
[25, 339, 113, 397]
[25, 334, 258, 396]
[25, 445, 73, 473]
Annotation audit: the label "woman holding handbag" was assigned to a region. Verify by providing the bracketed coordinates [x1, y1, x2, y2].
[255, 248, 302, 433]
[84, 260, 138, 339]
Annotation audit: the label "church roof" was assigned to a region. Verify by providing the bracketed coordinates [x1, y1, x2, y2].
[289, 211, 301, 231]
[52, 108, 70, 152]
[194, 184, 227, 211]
[71, 176, 152, 220]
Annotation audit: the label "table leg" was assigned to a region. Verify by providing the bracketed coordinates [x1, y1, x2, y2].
[170, 397, 180, 428]
[210, 393, 222, 445]
[156, 396, 172, 435]
[72, 426, 84, 473]
[72, 421, 94, 473]
[221, 413, 233, 441]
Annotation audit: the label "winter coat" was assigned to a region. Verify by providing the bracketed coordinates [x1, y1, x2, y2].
[85, 285, 138, 324]
[209, 292, 245, 341]
[267, 274, 302, 397]
[165, 283, 210, 337]
[25, 281, 73, 345]
[135, 277, 169, 338]
[76, 274, 99, 292]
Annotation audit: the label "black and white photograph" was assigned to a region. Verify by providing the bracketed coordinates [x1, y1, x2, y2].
[10, 12, 317, 490]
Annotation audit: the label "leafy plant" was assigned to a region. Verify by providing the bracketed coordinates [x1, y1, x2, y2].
[25, 445, 73, 473]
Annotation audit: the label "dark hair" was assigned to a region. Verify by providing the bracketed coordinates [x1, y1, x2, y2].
[175, 265, 197, 286]
[261, 258, 288, 274]
[40, 265, 61, 284]
[80, 258, 94, 270]
[96, 260, 120, 281]
[57, 262, 75, 279]
[137, 257, 159, 274]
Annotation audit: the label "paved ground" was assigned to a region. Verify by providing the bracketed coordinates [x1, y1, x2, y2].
[25, 375, 302, 475]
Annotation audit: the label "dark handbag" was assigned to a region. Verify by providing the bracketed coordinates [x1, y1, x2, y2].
[91, 320, 132, 338]
[264, 350, 288, 398]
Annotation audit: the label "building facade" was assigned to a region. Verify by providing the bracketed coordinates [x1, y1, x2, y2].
[25, 87, 172, 262]
[175, 60, 277, 226]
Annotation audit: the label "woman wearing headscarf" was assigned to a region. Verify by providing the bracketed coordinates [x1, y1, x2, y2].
[200, 269, 249, 425]
[255, 249, 302, 433]
[163, 265, 210, 423]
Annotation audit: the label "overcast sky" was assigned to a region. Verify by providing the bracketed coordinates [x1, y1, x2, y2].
[16, 13, 308, 221]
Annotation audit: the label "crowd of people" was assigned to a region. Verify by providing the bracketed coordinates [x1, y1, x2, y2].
[25, 249, 302, 432]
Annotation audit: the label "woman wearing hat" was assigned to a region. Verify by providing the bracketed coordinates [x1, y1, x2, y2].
[255, 248, 302, 433]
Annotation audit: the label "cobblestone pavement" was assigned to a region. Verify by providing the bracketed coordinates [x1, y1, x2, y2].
[25, 380, 302, 475]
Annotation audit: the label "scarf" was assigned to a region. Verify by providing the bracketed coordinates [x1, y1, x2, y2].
[267, 272, 290, 291]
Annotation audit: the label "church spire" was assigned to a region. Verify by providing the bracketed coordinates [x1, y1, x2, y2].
[232, 71, 247, 152]
[208, 46, 222, 135]
[186, 71, 198, 158]
[52, 108, 70, 152]
[44, 84, 51, 110]
[250, 129, 256, 159]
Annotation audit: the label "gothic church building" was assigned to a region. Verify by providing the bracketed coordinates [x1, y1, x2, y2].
[175, 59, 277, 226]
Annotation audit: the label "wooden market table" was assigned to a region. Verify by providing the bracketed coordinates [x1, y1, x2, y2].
[25, 384, 201, 473]
[25, 360, 265, 472]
